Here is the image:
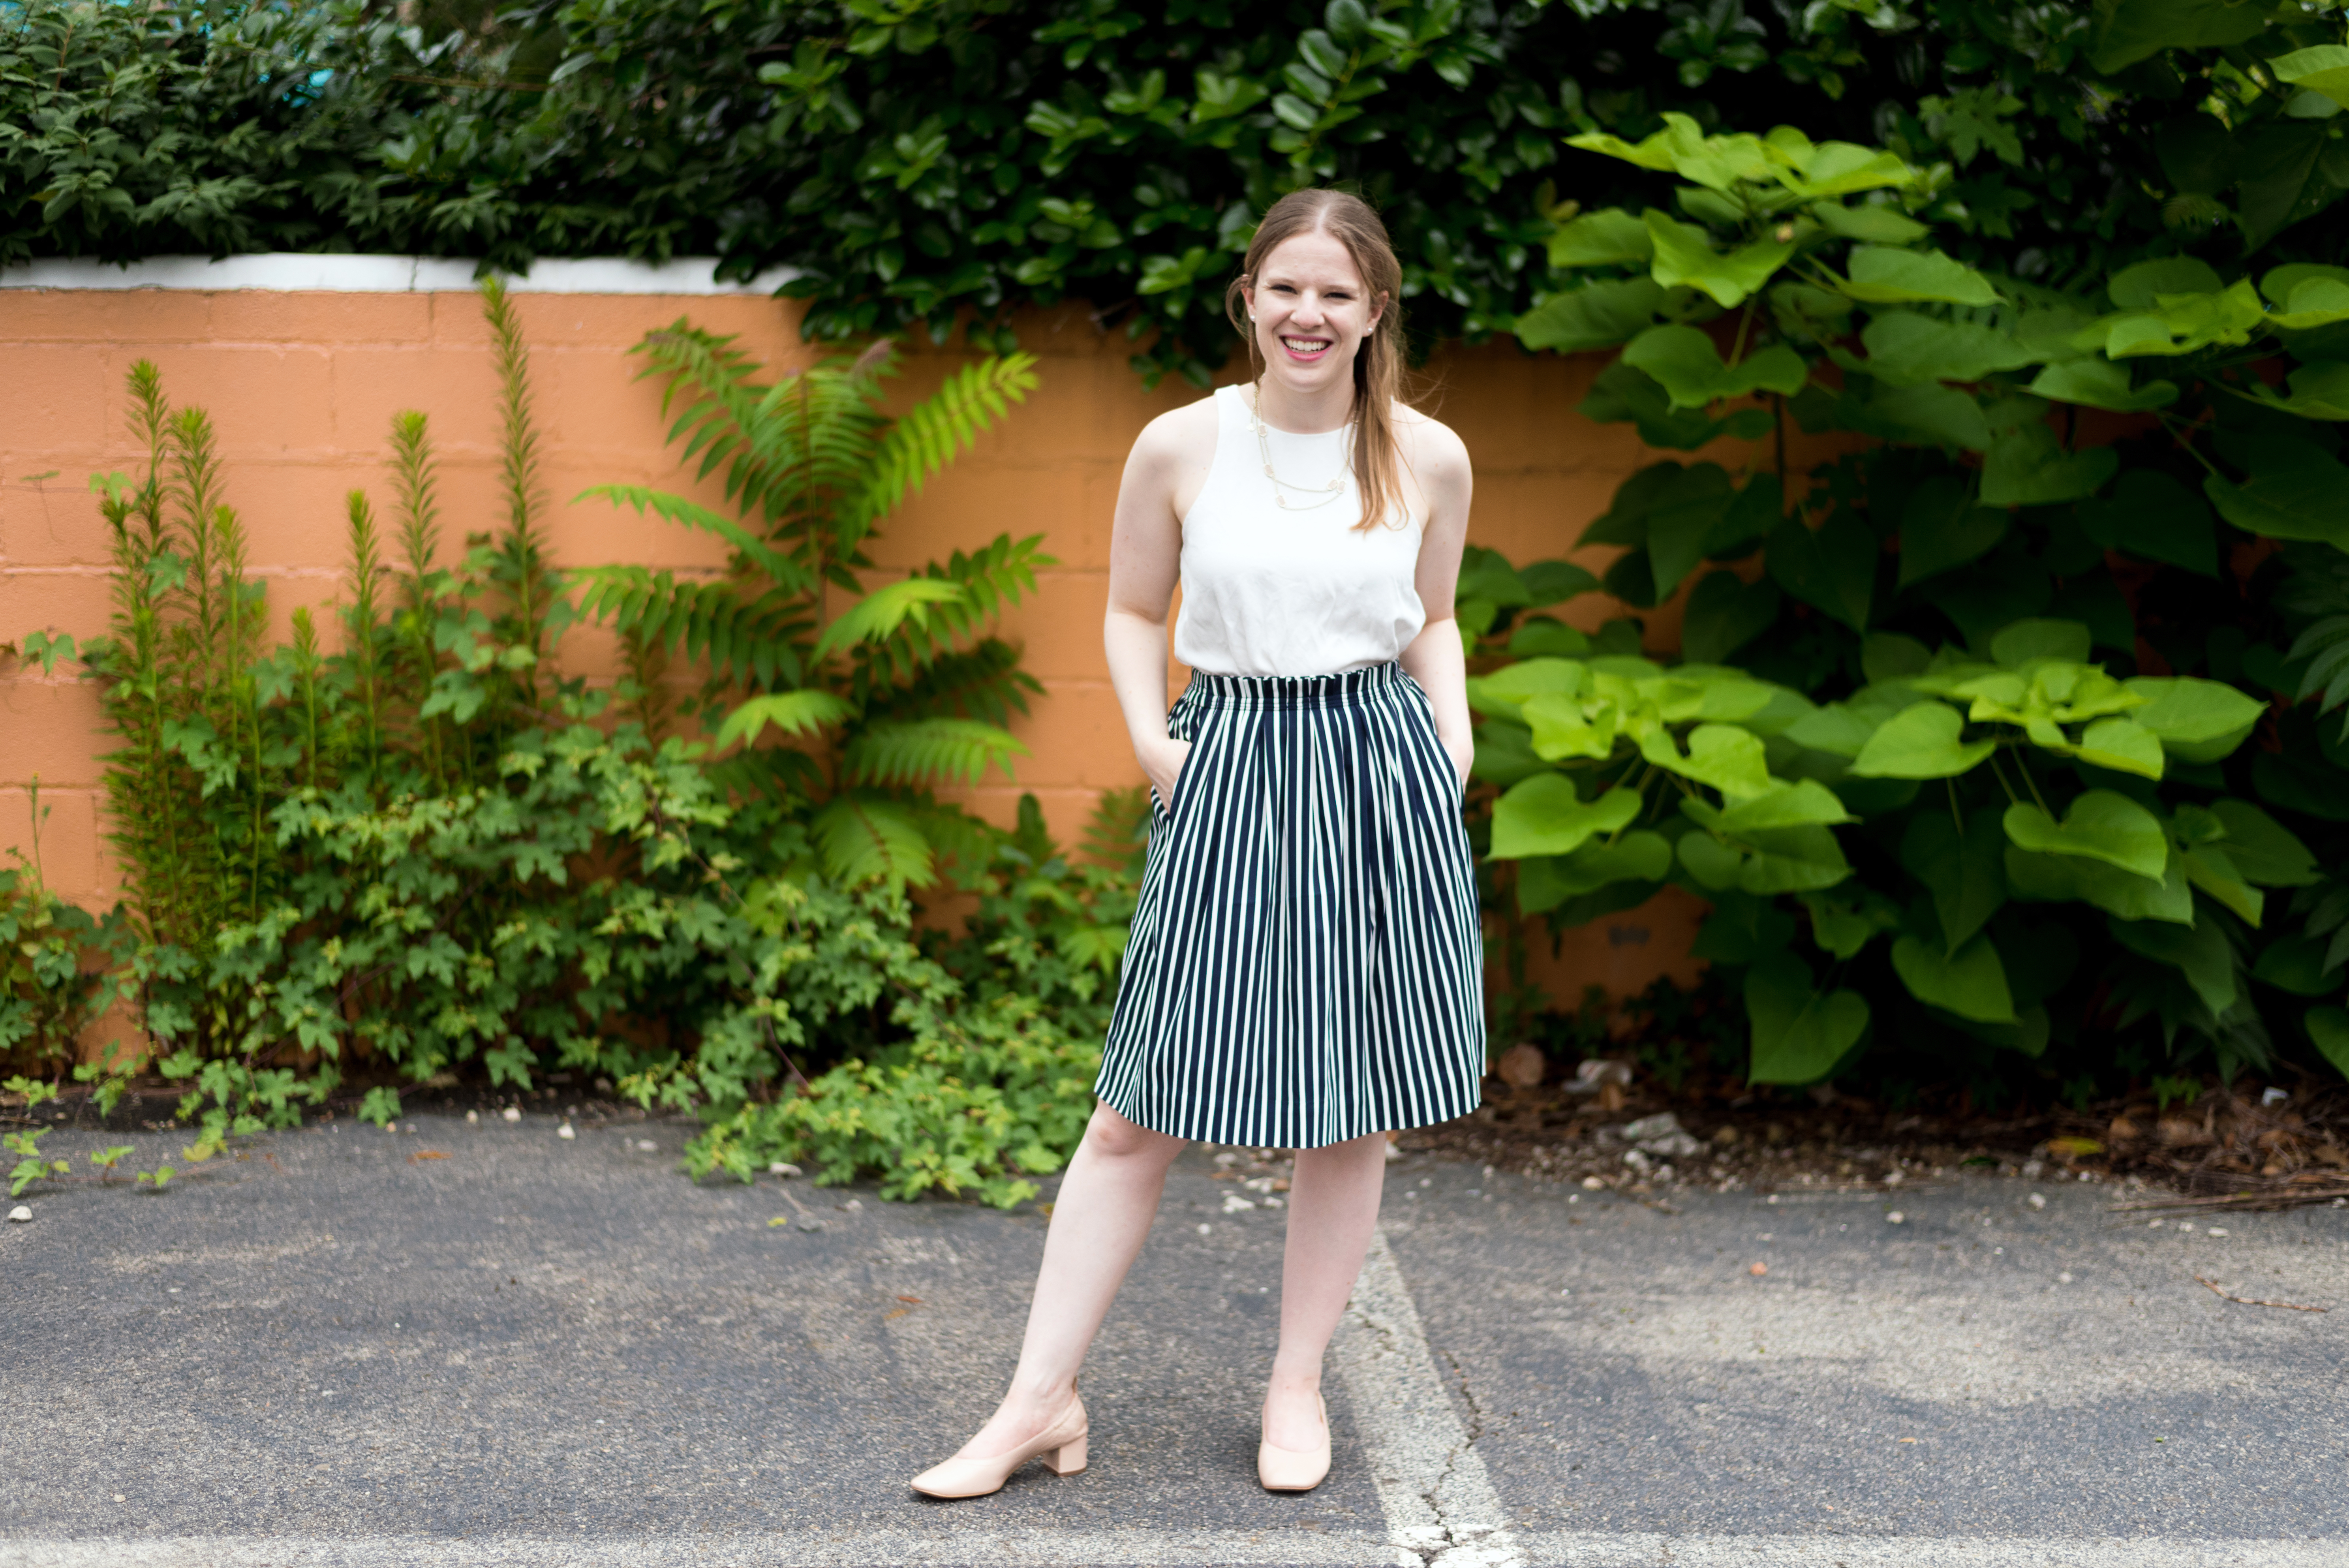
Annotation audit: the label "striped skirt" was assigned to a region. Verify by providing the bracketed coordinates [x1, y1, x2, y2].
[1096, 661, 1487, 1149]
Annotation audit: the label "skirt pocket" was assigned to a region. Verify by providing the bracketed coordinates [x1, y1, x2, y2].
[1148, 697, 1204, 825]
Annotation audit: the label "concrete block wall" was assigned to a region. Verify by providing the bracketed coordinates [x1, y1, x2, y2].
[0, 259, 1810, 1020]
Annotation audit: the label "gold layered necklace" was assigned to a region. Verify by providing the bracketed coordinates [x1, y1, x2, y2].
[1247, 383, 1352, 511]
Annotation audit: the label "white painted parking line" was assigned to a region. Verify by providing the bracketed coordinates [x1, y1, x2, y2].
[1516, 1536, 2347, 1566]
[0, 1537, 1403, 1566]
[1334, 1228, 1525, 1568]
[11, 1533, 2341, 1566]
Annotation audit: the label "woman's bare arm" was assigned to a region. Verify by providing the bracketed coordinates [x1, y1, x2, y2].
[1102, 403, 1215, 804]
[1395, 414, 1476, 785]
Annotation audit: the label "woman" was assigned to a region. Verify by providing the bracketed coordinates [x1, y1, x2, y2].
[911, 188, 1485, 1499]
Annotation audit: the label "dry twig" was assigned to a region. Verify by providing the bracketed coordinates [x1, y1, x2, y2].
[2195, 1275, 2328, 1314]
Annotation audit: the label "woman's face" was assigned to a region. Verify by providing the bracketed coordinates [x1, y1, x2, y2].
[1244, 229, 1384, 399]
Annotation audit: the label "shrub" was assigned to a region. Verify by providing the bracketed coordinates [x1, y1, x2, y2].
[1476, 110, 2349, 1100]
[13, 281, 1086, 1179]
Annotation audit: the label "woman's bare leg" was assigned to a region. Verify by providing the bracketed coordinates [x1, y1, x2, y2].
[1263, 1130, 1389, 1450]
[948, 1101, 1185, 1460]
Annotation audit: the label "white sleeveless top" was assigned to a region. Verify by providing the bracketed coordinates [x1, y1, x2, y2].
[1172, 384, 1427, 678]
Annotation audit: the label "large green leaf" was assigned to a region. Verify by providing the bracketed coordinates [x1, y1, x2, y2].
[2265, 276, 2349, 331]
[1893, 933, 2017, 1023]
[1639, 723, 1773, 798]
[1745, 952, 1870, 1085]
[1470, 721, 1549, 789]
[2307, 1006, 2349, 1081]
[2089, 279, 2266, 359]
[1988, 618, 2092, 665]
[2109, 257, 2226, 306]
[2073, 718, 2167, 779]
[2210, 799, 2321, 886]
[2244, 360, 2349, 421]
[1739, 824, 1853, 893]
[1580, 362, 1763, 449]
[1548, 207, 1656, 267]
[2027, 355, 2179, 413]
[1828, 378, 1992, 451]
[1715, 779, 1853, 833]
[1771, 135, 1919, 200]
[1489, 776, 1643, 860]
[2005, 842, 2194, 925]
[1836, 247, 2000, 307]
[1567, 113, 1777, 190]
[1516, 278, 1682, 353]
[2002, 791, 2167, 881]
[2087, 0, 2270, 73]
[2124, 677, 2266, 762]
[1850, 702, 1995, 779]
[1677, 830, 1746, 891]
[2180, 843, 2263, 927]
[1521, 559, 1603, 606]
[1516, 832, 1673, 914]
[2252, 935, 2336, 995]
[1640, 464, 1742, 592]
[2111, 915, 2239, 1018]
[1810, 201, 1930, 244]
[1681, 571, 1782, 664]
[1853, 311, 2041, 387]
[1645, 212, 1797, 308]
[1622, 325, 1808, 410]
[2077, 470, 2218, 577]
[1900, 807, 2008, 955]
[1897, 477, 2009, 588]
[2272, 45, 2349, 109]
[2234, 120, 2340, 252]
[1765, 509, 1876, 631]
[1981, 422, 2120, 507]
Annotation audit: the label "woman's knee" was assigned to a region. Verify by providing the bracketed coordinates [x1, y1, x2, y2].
[1083, 1101, 1184, 1163]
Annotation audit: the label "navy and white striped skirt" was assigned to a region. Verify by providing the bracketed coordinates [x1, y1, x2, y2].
[1096, 660, 1488, 1149]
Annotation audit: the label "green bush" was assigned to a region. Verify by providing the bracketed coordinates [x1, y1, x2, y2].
[1473, 105, 2349, 1102]
[687, 790, 1149, 1206]
[12, 278, 1091, 1182]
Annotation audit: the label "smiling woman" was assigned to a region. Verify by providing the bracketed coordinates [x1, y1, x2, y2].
[908, 188, 1486, 1506]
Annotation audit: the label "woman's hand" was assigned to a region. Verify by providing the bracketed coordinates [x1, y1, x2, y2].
[1140, 733, 1194, 812]
[1444, 736, 1473, 792]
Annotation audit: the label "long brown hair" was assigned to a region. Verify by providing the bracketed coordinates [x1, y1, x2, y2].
[1223, 189, 1410, 533]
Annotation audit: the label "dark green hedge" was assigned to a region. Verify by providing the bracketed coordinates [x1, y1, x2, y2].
[11, 1, 2348, 381]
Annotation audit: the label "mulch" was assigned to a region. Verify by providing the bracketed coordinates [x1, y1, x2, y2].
[1393, 1070, 2349, 1214]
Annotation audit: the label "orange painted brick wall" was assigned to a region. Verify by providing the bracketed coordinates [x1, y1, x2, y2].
[0, 284, 1786, 1013]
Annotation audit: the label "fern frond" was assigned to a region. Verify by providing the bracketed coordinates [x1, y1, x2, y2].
[812, 576, 968, 661]
[813, 794, 935, 889]
[850, 353, 1040, 535]
[844, 717, 1028, 787]
[706, 746, 822, 807]
[859, 639, 1042, 725]
[576, 484, 813, 592]
[715, 689, 856, 751]
[1079, 785, 1152, 874]
[845, 534, 1055, 680]
[573, 570, 815, 689]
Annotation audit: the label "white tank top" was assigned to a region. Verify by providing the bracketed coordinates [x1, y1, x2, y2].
[1172, 384, 1427, 678]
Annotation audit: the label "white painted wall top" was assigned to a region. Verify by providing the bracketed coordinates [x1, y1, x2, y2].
[0, 254, 801, 295]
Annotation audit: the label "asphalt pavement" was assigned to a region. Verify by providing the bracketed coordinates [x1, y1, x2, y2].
[2, 1109, 2344, 1566]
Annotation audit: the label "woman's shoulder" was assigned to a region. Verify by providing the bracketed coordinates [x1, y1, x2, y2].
[1391, 400, 1469, 469]
[1132, 389, 1224, 462]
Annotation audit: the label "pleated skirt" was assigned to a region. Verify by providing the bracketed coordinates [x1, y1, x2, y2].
[1096, 660, 1487, 1149]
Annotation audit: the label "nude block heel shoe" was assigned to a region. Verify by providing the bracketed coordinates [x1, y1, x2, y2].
[909, 1395, 1089, 1499]
[1257, 1391, 1330, 1493]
